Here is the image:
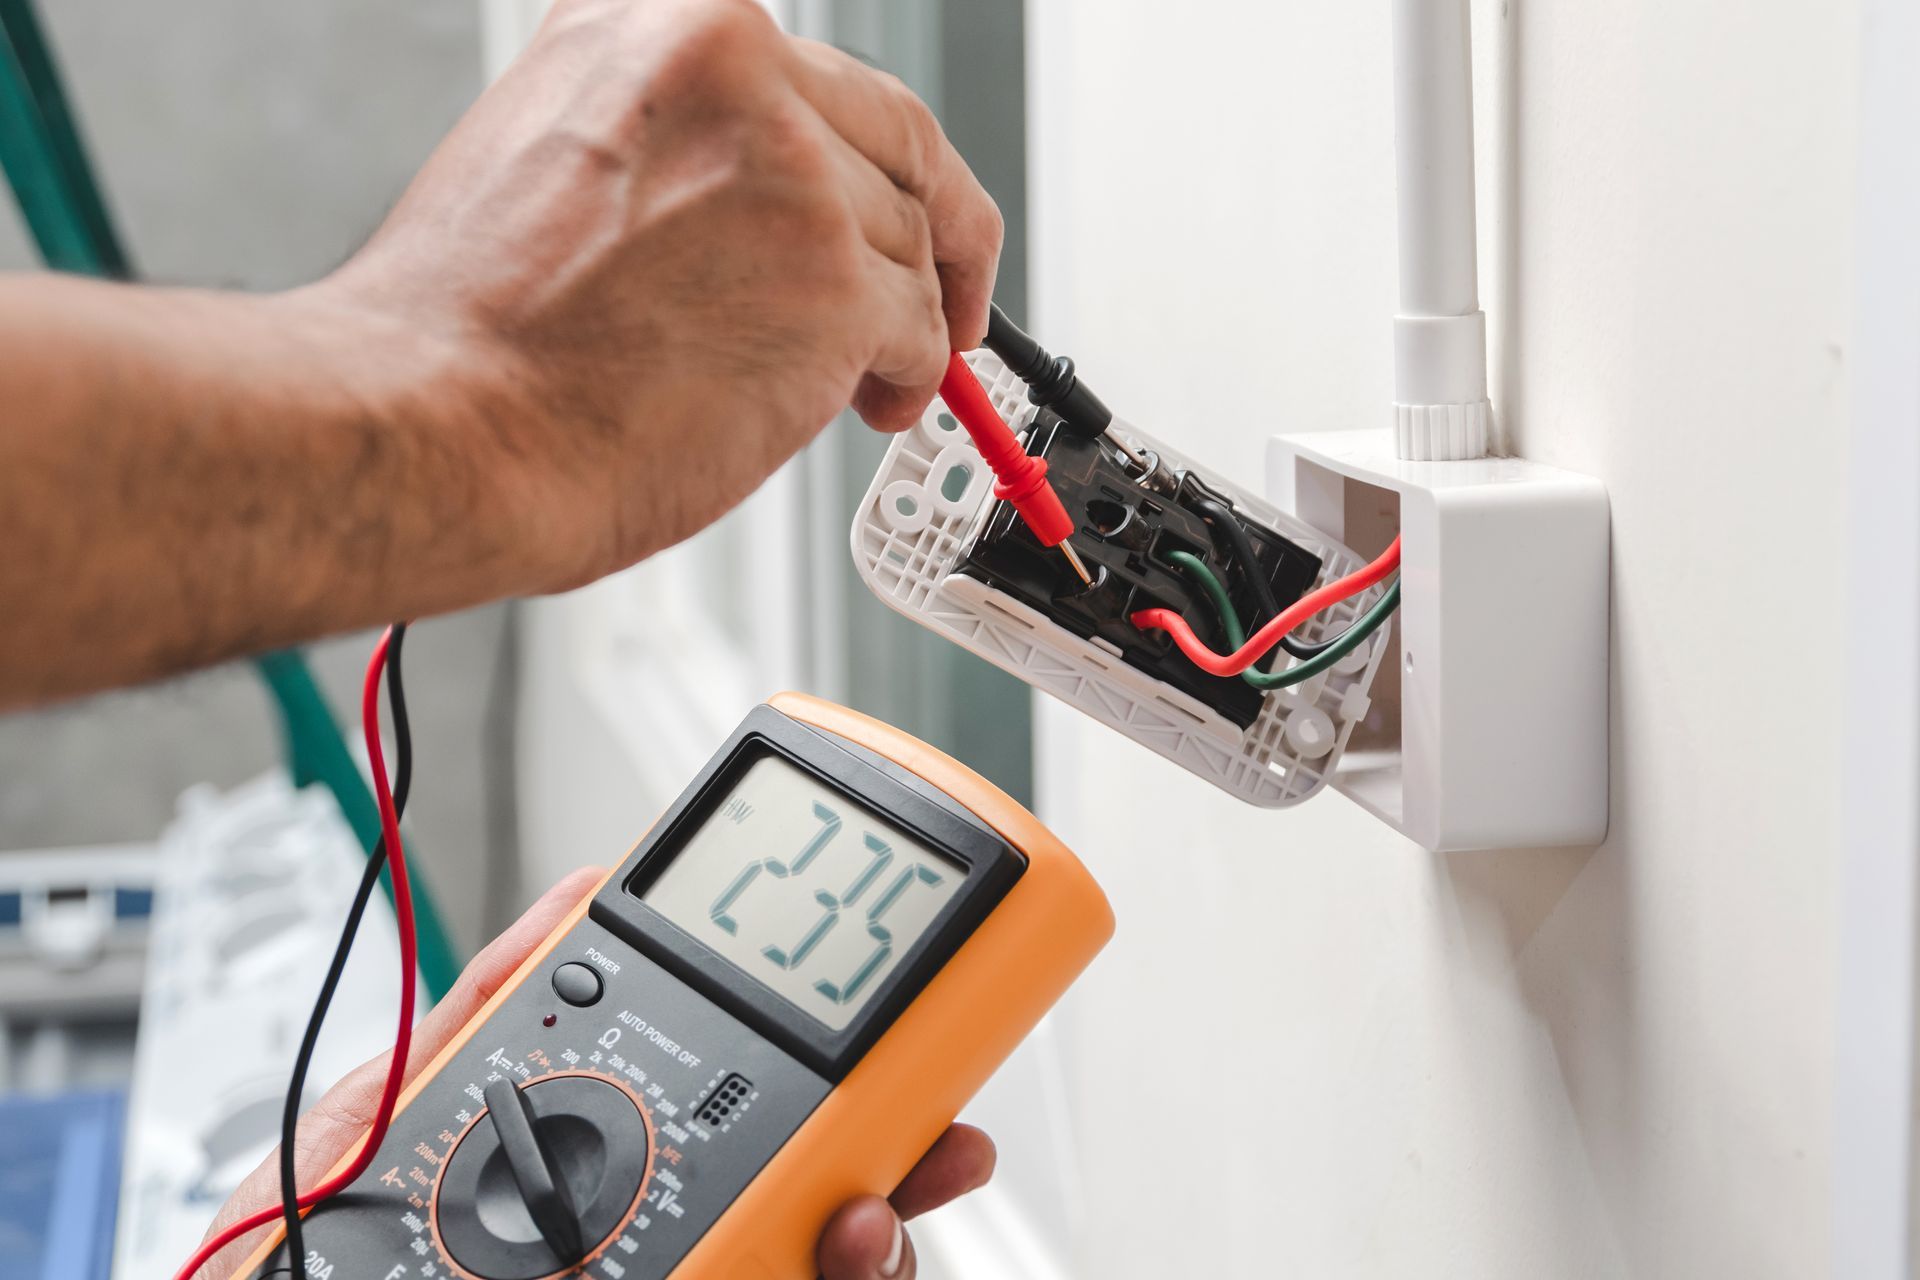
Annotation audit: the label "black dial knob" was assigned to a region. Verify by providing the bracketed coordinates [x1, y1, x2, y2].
[434, 1074, 652, 1280]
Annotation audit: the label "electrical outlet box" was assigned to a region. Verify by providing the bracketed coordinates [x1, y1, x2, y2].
[955, 414, 1326, 731]
[1268, 430, 1610, 850]
[851, 353, 1392, 809]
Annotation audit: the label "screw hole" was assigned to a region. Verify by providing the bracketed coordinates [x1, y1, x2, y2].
[940, 464, 973, 502]
[895, 495, 918, 516]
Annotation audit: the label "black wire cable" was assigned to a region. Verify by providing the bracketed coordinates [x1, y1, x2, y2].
[1188, 495, 1355, 662]
[278, 623, 412, 1273]
[982, 303, 1114, 439]
[984, 303, 1384, 664]
[1189, 495, 1281, 617]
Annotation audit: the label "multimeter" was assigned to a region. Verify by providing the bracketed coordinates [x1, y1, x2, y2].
[236, 693, 1113, 1280]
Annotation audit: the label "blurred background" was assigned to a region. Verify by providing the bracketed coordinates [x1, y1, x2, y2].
[0, 2, 1041, 1276]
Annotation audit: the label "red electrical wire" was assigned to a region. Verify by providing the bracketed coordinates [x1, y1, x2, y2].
[1131, 536, 1404, 677]
[171, 626, 418, 1280]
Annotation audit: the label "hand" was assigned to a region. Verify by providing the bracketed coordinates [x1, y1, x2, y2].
[304, 0, 1003, 593]
[0, 0, 1002, 707]
[814, 1124, 996, 1280]
[201, 869, 994, 1280]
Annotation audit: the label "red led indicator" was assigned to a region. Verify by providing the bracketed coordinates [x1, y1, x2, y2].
[542, 1014, 557, 1027]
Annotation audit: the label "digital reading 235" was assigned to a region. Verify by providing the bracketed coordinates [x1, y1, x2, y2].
[233, 692, 1113, 1280]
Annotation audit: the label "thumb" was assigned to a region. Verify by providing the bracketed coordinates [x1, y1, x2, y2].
[818, 1196, 915, 1280]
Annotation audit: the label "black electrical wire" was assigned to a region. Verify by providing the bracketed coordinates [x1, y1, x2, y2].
[1188, 494, 1358, 662]
[1188, 494, 1281, 617]
[984, 303, 1047, 377]
[983, 303, 1386, 664]
[279, 622, 412, 1273]
[982, 303, 1114, 439]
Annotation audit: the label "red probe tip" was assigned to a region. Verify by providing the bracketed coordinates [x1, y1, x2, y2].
[937, 354, 1081, 550]
[1057, 538, 1095, 588]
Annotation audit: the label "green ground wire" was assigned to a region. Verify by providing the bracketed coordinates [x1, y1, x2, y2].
[1, 0, 462, 996]
[1164, 549, 1400, 690]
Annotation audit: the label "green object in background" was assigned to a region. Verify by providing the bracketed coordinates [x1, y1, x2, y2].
[0, 0, 123, 276]
[0, 0, 461, 998]
[254, 653, 463, 996]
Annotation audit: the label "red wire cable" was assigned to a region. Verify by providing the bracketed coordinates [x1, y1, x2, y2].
[172, 626, 418, 1280]
[1131, 536, 1404, 677]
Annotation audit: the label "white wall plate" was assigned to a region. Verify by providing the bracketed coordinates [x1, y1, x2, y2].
[851, 353, 1391, 809]
[1269, 430, 1611, 850]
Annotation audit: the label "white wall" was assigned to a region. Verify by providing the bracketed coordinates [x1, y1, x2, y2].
[1029, 3, 1861, 1276]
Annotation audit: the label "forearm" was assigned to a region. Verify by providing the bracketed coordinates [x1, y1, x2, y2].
[0, 0, 1005, 710]
[0, 274, 564, 707]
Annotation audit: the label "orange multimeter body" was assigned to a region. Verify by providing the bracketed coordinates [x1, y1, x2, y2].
[236, 693, 1112, 1280]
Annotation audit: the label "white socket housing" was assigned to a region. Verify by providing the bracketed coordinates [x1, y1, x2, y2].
[851, 354, 1393, 810]
[1269, 429, 1611, 851]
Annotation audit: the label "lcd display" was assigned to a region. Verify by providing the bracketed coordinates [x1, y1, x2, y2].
[641, 754, 964, 1030]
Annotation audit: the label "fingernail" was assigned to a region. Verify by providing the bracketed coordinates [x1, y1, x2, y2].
[877, 1214, 905, 1278]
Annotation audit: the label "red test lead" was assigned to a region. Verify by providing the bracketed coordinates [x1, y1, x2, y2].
[170, 626, 419, 1280]
[937, 353, 1094, 588]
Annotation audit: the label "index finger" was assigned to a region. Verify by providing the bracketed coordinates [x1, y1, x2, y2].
[783, 37, 1004, 349]
[889, 1123, 996, 1220]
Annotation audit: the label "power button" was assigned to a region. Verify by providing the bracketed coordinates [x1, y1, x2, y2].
[551, 962, 603, 1007]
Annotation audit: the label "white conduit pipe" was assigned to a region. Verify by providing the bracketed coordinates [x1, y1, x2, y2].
[1390, 0, 1494, 460]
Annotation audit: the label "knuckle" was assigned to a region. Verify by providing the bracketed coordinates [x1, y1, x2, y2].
[680, 0, 778, 52]
[749, 118, 862, 258]
[653, 0, 777, 87]
[920, 290, 948, 361]
[908, 196, 937, 261]
[850, 67, 941, 190]
[884, 189, 935, 267]
[890, 80, 944, 185]
[818, 248, 874, 316]
[774, 193, 855, 270]
[980, 198, 1006, 255]
[759, 102, 834, 188]
[913, 263, 945, 327]
[879, 273, 946, 385]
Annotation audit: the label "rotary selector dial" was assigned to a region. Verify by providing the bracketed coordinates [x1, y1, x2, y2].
[431, 1071, 654, 1280]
